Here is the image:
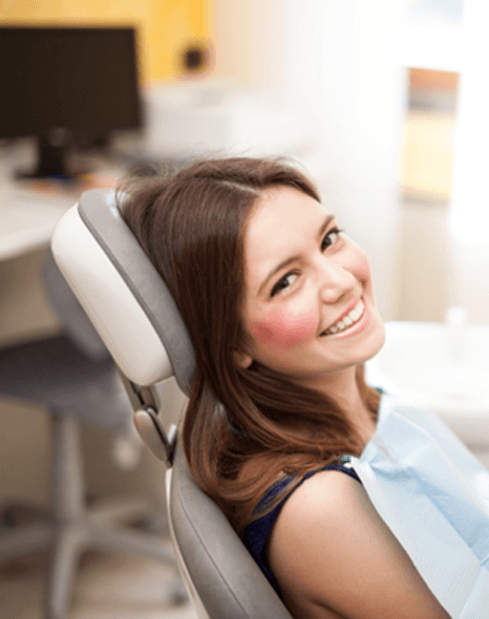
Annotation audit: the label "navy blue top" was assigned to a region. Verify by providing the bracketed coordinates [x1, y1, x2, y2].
[242, 461, 361, 596]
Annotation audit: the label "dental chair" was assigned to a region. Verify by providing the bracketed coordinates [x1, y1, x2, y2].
[51, 189, 293, 619]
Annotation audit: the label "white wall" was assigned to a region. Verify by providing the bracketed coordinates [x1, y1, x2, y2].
[448, 0, 489, 325]
[212, 0, 407, 320]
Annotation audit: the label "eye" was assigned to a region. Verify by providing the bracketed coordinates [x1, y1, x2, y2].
[271, 272, 298, 297]
[321, 227, 343, 251]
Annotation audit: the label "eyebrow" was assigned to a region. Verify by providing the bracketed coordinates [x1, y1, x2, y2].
[257, 214, 335, 296]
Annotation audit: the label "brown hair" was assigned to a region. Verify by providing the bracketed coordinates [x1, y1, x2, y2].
[122, 158, 379, 535]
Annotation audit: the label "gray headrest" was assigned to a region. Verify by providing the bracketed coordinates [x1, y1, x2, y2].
[42, 251, 109, 361]
[52, 189, 195, 394]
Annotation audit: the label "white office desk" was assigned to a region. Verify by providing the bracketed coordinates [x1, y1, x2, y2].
[0, 142, 121, 262]
[0, 189, 76, 261]
[0, 142, 79, 261]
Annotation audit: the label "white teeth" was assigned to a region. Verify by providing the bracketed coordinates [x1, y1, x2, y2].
[350, 307, 361, 322]
[322, 300, 365, 336]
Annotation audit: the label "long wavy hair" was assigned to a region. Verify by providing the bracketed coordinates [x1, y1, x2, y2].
[122, 158, 380, 535]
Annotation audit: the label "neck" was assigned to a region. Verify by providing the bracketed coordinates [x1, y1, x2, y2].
[299, 365, 376, 443]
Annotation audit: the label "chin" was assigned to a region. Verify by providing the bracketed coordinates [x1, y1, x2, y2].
[348, 314, 385, 368]
[364, 318, 386, 362]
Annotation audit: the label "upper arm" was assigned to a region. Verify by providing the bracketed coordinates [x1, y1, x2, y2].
[267, 471, 450, 619]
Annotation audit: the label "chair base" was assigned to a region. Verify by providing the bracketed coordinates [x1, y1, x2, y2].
[45, 513, 180, 619]
[0, 411, 185, 619]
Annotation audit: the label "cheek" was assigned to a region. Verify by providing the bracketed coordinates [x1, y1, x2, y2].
[348, 245, 372, 282]
[356, 254, 371, 280]
[251, 307, 318, 349]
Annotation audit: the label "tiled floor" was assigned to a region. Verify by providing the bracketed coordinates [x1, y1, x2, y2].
[0, 544, 198, 619]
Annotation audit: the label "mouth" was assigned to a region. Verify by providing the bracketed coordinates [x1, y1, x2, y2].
[320, 299, 365, 336]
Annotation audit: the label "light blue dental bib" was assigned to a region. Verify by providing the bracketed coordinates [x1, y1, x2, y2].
[350, 394, 489, 618]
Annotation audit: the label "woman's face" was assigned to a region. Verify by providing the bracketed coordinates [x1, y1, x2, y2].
[237, 185, 385, 390]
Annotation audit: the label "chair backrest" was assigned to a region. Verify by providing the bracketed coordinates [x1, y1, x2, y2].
[51, 189, 293, 619]
[168, 437, 293, 619]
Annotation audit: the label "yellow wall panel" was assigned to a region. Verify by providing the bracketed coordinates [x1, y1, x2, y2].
[400, 109, 456, 202]
[0, 0, 208, 83]
[146, 0, 208, 82]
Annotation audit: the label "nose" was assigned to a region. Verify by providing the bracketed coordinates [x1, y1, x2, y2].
[317, 256, 356, 304]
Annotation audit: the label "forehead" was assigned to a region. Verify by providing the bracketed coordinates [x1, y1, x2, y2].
[243, 186, 328, 292]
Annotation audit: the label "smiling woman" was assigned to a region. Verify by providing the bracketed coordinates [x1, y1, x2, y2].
[121, 158, 449, 619]
[236, 185, 385, 402]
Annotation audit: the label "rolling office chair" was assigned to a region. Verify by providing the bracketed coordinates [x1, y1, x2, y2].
[51, 189, 293, 619]
[0, 251, 182, 619]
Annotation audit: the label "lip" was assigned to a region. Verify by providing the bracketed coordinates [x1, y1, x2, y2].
[320, 297, 368, 338]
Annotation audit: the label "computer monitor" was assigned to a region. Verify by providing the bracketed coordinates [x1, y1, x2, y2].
[0, 26, 142, 180]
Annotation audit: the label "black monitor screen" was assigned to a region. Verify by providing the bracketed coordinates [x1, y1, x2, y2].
[0, 26, 142, 178]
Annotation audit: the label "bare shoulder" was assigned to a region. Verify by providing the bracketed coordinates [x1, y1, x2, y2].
[267, 470, 450, 619]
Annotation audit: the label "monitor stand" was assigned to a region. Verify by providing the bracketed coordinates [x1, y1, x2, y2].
[16, 134, 88, 182]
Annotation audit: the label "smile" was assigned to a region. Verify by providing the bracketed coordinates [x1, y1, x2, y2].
[321, 299, 365, 336]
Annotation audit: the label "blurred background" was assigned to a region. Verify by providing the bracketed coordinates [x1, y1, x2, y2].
[1, 0, 488, 617]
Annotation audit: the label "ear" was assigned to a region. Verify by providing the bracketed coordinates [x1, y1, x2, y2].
[233, 349, 254, 369]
